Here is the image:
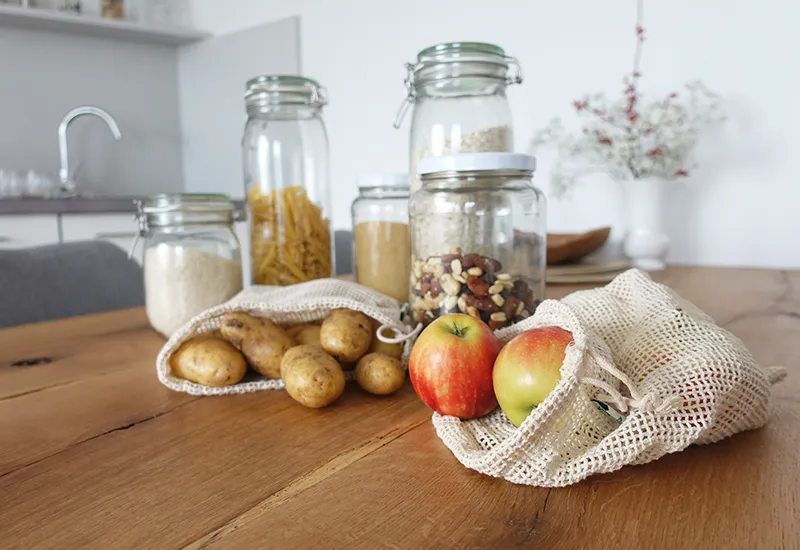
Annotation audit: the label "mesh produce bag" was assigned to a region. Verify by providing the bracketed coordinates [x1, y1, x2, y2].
[156, 279, 416, 396]
[433, 269, 787, 487]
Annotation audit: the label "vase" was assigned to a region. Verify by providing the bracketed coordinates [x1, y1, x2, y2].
[621, 177, 670, 271]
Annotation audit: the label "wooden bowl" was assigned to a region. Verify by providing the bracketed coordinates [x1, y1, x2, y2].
[547, 227, 611, 265]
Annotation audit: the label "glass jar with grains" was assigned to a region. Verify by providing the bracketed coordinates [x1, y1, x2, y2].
[134, 194, 244, 338]
[409, 153, 546, 331]
[242, 75, 333, 286]
[393, 42, 523, 193]
[351, 174, 410, 303]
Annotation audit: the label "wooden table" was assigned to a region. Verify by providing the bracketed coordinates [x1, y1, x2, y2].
[1, 267, 798, 549]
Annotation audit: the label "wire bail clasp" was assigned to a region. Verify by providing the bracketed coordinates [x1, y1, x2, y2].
[128, 199, 148, 261]
[505, 56, 524, 85]
[309, 82, 329, 107]
[393, 62, 418, 129]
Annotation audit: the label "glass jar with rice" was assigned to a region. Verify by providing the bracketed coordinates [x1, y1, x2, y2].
[242, 75, 334, 286]
[134, 193, 244, 338]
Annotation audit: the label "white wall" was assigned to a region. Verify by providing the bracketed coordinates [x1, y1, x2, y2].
[190, 0, 800, 269]
[178, 16, 301, 198]
[0, 27, 184, 196]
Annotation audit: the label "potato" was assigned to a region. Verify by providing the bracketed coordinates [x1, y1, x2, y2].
[280, 345, 346, 408]
[220, 312, 296, 379]
[368, 322, 403, 359]
[368, 338, 403, 359]
[320, 309, 373, 363]
[355, 352, 405, 396]
[197, 329, 224, 340]
[285, 322, 319, 337]
[292, 325, 322, 347]
[170, 336, 247, 387]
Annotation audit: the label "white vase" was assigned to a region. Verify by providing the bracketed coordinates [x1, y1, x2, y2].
[621, 177, 670, 271]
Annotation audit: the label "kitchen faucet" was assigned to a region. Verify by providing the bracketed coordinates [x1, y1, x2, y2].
[58, 105, 123, 193]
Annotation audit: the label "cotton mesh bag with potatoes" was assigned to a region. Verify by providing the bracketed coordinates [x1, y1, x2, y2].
[432, 268, 787, 487]
[155, 279, 420, 397]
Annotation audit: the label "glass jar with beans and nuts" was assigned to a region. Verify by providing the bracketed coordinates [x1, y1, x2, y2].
[409, 152, 546, 330]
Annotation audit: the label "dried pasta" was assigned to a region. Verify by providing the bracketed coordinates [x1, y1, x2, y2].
[248, 185, 332, 286]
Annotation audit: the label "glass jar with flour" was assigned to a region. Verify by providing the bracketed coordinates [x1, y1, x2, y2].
[409, 153, 545, 330]
[134, 194, 244, 338]
[393, 42, 523, 193]
[351, 174, 410, 303]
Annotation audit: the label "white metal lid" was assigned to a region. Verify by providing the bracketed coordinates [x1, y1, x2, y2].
[357, 173, 409, 189]
[418, 152, 536, 175]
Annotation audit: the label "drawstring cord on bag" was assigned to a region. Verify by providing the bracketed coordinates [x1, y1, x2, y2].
[765, 365, 787, 385]
[376, 322, 422, 344]
[581, 348, 683, 414]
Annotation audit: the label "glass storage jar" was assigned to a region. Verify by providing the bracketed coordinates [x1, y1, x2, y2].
[134, 193, 244, 338]
[351, 174, 410, 303]
[242, 75, 333, 286]
[409, 153, 545, 330]
[393, 42, 523, 193]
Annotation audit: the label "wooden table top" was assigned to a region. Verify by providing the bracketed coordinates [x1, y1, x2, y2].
[1, 266, 798, 550]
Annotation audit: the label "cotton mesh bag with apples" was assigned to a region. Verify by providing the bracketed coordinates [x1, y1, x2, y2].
[430, 269, 787, 487]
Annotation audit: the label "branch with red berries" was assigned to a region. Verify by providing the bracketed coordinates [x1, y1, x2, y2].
[530, 0, 726, 198]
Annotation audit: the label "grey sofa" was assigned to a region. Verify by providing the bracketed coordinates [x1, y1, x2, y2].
[0, 241, 144, 328]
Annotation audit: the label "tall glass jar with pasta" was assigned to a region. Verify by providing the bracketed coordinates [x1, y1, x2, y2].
[242, 75, 333, 285]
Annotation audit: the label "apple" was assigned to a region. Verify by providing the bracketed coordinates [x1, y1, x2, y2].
[408, 313, 502, 419]
[493, 326, 575, 427]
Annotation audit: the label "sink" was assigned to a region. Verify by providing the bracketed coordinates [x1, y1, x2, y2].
[0, 105, 124, 201]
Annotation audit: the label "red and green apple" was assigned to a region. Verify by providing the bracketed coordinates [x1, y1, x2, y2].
[493, 326, 575, 427]
[408, 313, 502, 419]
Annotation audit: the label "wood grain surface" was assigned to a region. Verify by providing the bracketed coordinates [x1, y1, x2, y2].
[0, 267, 797, 550]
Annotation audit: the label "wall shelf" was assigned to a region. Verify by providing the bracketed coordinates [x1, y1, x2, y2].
[0, 4, 210, 46]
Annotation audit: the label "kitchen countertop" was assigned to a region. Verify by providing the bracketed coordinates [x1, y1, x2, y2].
[0, 196, 247, 216]
[1, 266, 797, 549]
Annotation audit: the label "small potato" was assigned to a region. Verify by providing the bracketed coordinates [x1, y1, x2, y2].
[368, 338, 403, 359]
[197, 329, 224, 340]
[220, 312, 296, 379]
[368, 323, 403, 359]
[285, 322, 319, 338]
[281, 345, 346, 408]
[292, 325, 322, 347]
[320, 309, 373, 363]
[170, 337, 247, 387]
[355, 352, 405, 396]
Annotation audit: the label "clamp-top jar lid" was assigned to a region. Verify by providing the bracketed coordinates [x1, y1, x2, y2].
[413, 42, 523, 84]
[356, 173, 409, 191]
[418, 152, 536, 178]
[244, 75, 329, 111]
[130, 193, 240, 260]
[135, 193, 239, 233]
[394, 42, 523, 128]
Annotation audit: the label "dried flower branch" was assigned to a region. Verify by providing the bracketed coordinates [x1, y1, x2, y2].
[530, 0, 726, 198]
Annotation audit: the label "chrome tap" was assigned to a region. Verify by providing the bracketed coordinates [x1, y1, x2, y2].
[58, 105, 123, 193]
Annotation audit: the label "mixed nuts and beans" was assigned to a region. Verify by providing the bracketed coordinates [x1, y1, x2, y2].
[409, 249, 541, 330]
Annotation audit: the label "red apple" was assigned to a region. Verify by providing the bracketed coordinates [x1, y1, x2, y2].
[408, 313, 502, 419]
[493, 326, 575, 427]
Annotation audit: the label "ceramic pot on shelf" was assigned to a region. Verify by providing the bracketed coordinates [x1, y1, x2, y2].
[621, 177, 670, 271]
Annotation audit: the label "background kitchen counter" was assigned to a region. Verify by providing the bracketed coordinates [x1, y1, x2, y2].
[0, 196, 246, 216]
[0, 197, 249, 270]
